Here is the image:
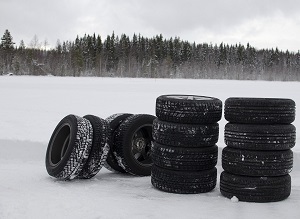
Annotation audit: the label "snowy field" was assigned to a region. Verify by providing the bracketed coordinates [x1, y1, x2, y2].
[0, 76, 300, 219]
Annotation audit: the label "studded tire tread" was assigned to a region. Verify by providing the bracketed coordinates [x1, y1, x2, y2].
[222, 147, 293, 176]
[153, 119, 219, 147]
[151, 165, 217, 194]
[156, 95, 222, 124]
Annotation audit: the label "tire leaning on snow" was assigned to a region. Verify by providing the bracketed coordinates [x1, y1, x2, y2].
[45, 114, 93, 180]
[156, 95, 222, 124]
[113, 114, 156, 176]
[104, 113, 133, 173]
[77, 115, 110, 179]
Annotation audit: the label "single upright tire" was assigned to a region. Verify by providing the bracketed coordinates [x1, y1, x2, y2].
[77, 115, 110, 179]
[225, 123, 296, 150]
[113, 114, 156, 176]
[156, 95, 222, 124]
[153, 119, 219, 147]
[45, 115, 93, 180]
[151, 142, 218, 171]
[151, 165, 217, 194]
[222, 147, 293, 176]
[220, 171, 291, 202]
[224, 98, 295, 124]
[104, 113, 133, 173]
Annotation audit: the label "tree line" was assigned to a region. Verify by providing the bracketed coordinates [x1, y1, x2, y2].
[1, 29, 300, 81]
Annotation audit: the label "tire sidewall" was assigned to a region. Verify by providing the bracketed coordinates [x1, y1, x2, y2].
[46, 115, 77, 177]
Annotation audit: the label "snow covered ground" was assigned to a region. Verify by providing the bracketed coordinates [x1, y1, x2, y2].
[0, 76, 300, 218]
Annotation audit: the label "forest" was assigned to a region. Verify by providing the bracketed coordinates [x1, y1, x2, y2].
[1, 29, 300, 81]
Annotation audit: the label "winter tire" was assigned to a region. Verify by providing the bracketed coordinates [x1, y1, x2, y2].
[77, 115, 109, 179]
[113, 114, 156, 176]
[225, 123, 296, 150]
[153, 119, 219, 147]
[151, 142, 218, 171]
[220, 171, 291, 202]
[222, 147, 293, 176]
[104, 113, 133, 173]
[45, 114, 93, 180]
[156, 95, 222, 124]
[224, 98, 295, 124]
[151, 165, 217, 194]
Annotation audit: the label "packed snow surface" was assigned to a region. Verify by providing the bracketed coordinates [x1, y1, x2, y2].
[0, 76, 300, 219]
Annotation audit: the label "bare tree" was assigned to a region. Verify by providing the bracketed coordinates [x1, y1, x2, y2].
[29, 34, 41, 49]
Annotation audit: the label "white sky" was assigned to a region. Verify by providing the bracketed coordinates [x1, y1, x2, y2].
[0, 0, 299, 52]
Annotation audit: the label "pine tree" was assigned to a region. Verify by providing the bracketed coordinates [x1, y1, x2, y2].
[0, 29, 15, 73]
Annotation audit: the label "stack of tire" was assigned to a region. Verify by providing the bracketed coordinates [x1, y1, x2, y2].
[151, 95, 223, 194]
[45, 113, 156, 180]
[220, 98, 296, 202]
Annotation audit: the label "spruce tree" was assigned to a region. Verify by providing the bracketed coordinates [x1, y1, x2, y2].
[0, 29, 15, 73]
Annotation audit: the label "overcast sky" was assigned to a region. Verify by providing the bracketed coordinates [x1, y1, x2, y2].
[1, 0, 299, 52]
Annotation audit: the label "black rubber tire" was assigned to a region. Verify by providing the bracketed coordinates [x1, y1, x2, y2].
[77, 115, 110, 179]
[113, 114, 156, 176]
[104, 113, 133, 173]
[151, 142, 218, 171]
[224, 98, 295, 124]
[222, 147, 293, 176]
[45, 115, 93, 180]
[151, 165, 217, 194]
[225, 123, 296, 150]
[156, 95, 222, 124]
[220, 171, 291, 202]
[153, 119, 219, 147]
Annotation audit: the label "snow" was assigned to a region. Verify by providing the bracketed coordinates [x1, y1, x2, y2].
[0, 76, 300, 218]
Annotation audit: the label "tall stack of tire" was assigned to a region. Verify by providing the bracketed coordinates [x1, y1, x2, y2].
[220, 98, 296, 202]
[151, 95, 222, 194]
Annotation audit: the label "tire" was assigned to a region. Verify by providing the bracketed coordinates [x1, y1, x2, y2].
[225, 123, 296, 150]
[224, 98, 295, 124]
[104, 113, 133, 173]
[151, 142, 218, 171]
[151, 165, 217, 194]
[220, 171, 291, 202]
[45, 115, 93, 180]
[77, 115, 110, 179]
[113, 114, 156, 176]
[153, 119, 219, 147]
[156, 95, 222, 124]
[222, 147, 293, 176]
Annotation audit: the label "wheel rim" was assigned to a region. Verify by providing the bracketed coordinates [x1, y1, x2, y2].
[49, 123, 71, 167]
[166, 95, 213, 101]
[131, 124, 153, 166]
